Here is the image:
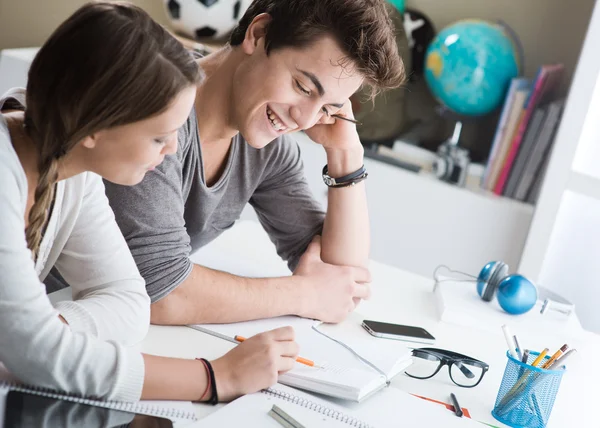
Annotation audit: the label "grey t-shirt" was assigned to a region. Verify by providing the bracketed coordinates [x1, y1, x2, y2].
[104, 108, 325, 302]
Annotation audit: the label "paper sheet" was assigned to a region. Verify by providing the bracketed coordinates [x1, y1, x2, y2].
[195, 383, 482, 428]
[316, 312, 414, 377]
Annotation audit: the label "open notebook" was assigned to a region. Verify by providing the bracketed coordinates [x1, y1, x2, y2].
[189, 312, 413, 402]
[0, 364, 197, 427]
[195, 383, 482, 427]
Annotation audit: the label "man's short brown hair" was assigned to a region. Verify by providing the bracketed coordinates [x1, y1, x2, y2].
[230, 0, 406, 95]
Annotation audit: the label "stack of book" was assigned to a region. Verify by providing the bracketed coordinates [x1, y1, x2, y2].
[482, 64, 565, 203]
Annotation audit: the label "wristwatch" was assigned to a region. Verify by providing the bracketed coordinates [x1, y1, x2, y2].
[322, 165, 368, 188]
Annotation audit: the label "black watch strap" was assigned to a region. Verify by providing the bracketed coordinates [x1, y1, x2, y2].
[322, 165, 368, 187]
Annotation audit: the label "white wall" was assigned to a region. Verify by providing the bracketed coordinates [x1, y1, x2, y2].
[537, 191, 600, 332]
[519, 0, 600, 332]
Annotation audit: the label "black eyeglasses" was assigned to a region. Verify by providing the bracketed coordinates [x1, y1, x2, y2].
[405, 347, 489, 388]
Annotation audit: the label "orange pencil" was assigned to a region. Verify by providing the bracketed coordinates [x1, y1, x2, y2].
[234, 335, 321, 368]
[542, 344, 568, 369]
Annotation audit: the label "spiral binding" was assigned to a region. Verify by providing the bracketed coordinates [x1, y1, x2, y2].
[262, 387, 372, 428]
[1, 381, 198, 421]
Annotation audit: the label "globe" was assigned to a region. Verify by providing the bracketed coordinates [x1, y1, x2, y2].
[424, 20, 520, 116]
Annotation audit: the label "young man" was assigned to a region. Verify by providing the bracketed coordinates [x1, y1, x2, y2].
[105, 0, 405, 325]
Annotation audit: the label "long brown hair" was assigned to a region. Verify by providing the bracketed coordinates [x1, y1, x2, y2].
[23, 1, 201, 258]
[229, 0, 405, 96]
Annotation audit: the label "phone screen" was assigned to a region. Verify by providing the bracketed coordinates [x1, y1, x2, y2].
[363, 320, 435, 340]
[3, 390, 174, 428]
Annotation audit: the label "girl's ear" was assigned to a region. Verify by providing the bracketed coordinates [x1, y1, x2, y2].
[80, 135, 97, 149]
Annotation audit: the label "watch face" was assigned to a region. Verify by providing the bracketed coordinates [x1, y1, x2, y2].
[324, 177, 335, 186]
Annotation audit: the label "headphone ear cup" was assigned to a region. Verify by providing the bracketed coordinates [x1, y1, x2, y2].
[483, 262, 508, 302]
[477, 261, 497, 299]
[477, 261, 508, 302]
[496, 274, 538, 314]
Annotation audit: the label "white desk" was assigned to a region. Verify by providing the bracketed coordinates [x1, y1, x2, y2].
[140, 221, 599, 426]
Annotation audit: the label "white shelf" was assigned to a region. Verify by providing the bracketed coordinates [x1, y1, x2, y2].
[244, 132, 536, 278]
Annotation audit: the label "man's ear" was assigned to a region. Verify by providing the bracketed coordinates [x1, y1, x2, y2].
[241, 13, 272, 55]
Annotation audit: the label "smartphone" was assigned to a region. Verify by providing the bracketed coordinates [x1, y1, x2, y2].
[362, 319, 436, 344]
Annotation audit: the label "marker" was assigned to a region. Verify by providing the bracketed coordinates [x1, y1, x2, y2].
[502, 325, 519, 359]
[542, 344, 568, 369]
[234, 335, 321, 368]
[450, 393, 463, 417]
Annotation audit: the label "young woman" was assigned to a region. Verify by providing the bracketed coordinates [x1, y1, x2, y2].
[0, 1, 298, 403]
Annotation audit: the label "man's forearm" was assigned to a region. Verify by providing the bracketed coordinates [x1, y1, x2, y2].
[150, 264, 307, 325]
[321, 146, 370, 268]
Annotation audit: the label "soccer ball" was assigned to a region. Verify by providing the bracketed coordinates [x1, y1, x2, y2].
[164, 0, 252, 40]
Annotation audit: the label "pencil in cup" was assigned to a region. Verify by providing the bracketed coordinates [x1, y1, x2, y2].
[498, 347, 548, 407]
[499, 349, 568, 414]
[492, 351, 565, 428]
[499, 344, 566, 409]
[234, 335, 321, 368]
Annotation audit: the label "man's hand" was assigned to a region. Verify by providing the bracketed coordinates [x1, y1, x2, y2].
[293, 236, 371, 323]
[303, 101, 362, 152]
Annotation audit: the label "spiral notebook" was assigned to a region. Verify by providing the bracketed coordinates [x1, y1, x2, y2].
[189, 312, 413, 402]
[0, 365, 197, 426]
[195, 383, 482, 427]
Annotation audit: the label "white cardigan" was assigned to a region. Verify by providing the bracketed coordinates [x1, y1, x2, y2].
[0, 89, 148, 401]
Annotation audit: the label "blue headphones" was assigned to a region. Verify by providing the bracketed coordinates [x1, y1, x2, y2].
[476, 261, 538, 315]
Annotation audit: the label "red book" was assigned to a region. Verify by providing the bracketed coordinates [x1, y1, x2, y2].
[493, 64, 564, 195]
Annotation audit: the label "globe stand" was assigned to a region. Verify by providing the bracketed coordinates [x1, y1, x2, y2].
[432, 106, 472, 187]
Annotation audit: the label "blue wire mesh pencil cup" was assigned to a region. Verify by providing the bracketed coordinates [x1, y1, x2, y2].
[492, 351, 565, 428]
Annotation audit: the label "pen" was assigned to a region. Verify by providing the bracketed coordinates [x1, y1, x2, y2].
[548, 348, 577, 369]
[513, 335, 523, 360]
[518, 349, 530, 378]
[234, 335, 321, 368]
[331, 113, 362, 125]
[450, 393, 463, 417]
[502, 325, 519, 359]
[542, 344, 568, 369]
